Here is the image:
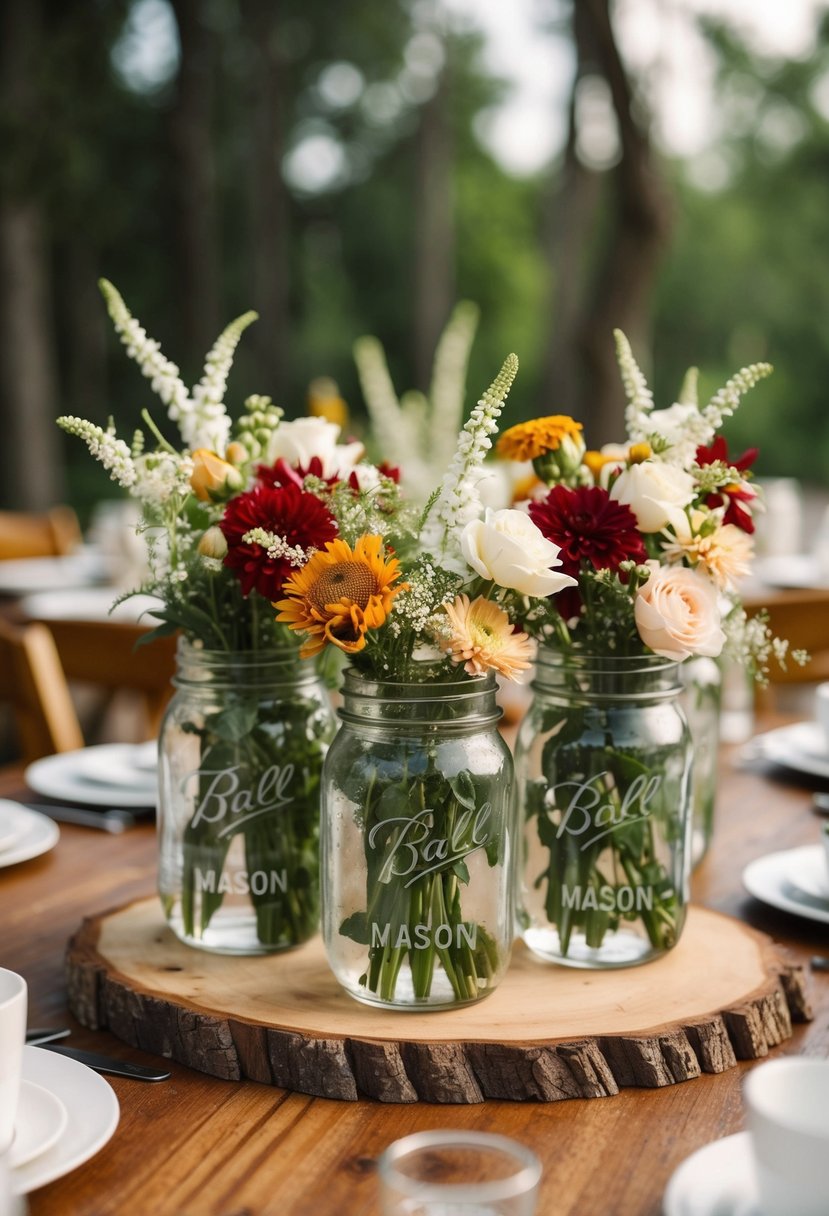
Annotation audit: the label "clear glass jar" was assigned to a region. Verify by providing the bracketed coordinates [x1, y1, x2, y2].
[681, 655, 722, 868]
[514, 650, 692, 969]
[158, 641, 336, 954]
[322, 669, 514, 1010]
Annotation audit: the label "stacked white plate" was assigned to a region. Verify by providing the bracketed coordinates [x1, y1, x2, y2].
[9, 1046, 120, 1194]
[24, 742, 159, 810]
[0, 802, 59, 870]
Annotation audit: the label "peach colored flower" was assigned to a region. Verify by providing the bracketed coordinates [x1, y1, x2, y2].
[635, 565, 725, 661]
[663, 519, 754, 591]
[439, 594, 534, 682]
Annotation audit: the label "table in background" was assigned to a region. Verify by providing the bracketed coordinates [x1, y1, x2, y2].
[1, 745, 827, 1216]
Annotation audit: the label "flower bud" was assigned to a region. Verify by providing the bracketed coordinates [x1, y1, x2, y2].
[190, 449, 244, 502]
[224, 441, 248, 467]
[197, 526, 228, 560]
[629, 442, 652, 464]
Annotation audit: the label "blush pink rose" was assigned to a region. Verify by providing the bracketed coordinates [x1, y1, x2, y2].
[634, 565, 725, 661]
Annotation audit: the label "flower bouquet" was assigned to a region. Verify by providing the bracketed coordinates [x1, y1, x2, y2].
[273, 353, 581, 1007]
[58, 282, 398, 953]
[502, 333, 804, 967]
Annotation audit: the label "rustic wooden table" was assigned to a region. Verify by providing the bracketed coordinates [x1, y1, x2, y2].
[2, 746, 828, 1216]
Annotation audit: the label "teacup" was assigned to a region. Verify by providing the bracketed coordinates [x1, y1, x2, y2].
[816, 682, 829, 755]
[0, 968, 27, 1154]
[744, 1056, 829, 1216]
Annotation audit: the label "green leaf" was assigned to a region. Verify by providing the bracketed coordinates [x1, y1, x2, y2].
[449, 770, 476, 810]
[207, 703, 258, 742]
[340, 911, 370, 945]
[375, 784, 411, 821]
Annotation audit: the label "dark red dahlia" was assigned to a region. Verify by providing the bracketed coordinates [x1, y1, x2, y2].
[219, 483, 337, 600]
[530, 485, 646, 619]
[695, 436, 759, 533]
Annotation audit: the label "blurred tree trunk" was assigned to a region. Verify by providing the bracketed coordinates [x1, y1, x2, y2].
[169, 0, 221, 371]
[0, 0, 65, 509]
[241, 0, 290, 401]
[413, 70, 455, 392]
[63, 242, 108, 421]
[544, 0, 672, 442]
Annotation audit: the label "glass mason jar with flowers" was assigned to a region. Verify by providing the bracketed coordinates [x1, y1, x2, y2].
[59, 282, 401, 953]
[500, 333, 802, 968]
[276, 354, 578, 1008]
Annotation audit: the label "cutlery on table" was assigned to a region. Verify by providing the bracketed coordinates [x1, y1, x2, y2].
[26, 1034, 171, 1081]
[24, 803, 137, 833]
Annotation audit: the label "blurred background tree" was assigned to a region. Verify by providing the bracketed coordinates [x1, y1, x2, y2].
[0, 0, 827, 516]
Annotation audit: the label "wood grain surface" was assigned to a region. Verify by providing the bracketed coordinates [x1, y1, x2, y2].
[65, 899, 807, 1103]
[2, 737, 828, 1216]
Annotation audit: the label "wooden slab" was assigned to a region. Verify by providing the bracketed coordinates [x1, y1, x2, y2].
[66, 899, 811, 1104]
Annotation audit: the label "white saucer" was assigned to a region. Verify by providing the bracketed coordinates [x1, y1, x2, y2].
[8, 1080, 68, 1169]
[748, 722, 829, 781]
[0, 554, 107, 597]
[743, 844, 829, 925]
[25, 745, 159, 808]
[0, 801, 23, 852]
[663, 1131, 760, 1216]
[11, 1045, 119, 1195]
[71, 742, 158, 790]
[0, 804, 59, 869]
[20, 588, 165, 625]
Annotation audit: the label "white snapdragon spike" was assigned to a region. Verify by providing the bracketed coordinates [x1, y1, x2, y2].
[614, 329, 654, 441]
[188, 311, 258, 452]
[57, 416, 137, 488]
[99, 279, 191, 433]
[643, 402, 712, 467]
[354, 336, 430, 489]
[703, 362, 773, 436]
[429, 300, 480, 472]
[422, 353, 519, 574]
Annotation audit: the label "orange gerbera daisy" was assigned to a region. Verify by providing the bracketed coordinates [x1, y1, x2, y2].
[439, 595, 534, 682]
[275, 535, 405, 657]
[496, 415, 583, 463]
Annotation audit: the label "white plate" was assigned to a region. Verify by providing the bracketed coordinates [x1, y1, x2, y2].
[11, 1046, 119, 1195]
[8, 1080, 68, 1169]
[755, 554, 829, 590]
[663, 1131, 759, 1216]
[0, 554, 107, 597]
[71, 742, 158, 790]
[743, 844, 829, 925]
[749, 721, 829, 781]
[20, 588, 165, 625]
[0, 801, 23, 852]
[0, 804, 59, 869]
[25, 746, 159, 809]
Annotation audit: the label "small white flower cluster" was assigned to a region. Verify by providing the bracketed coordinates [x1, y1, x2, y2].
[421, 353, 519, 573]
[614, 329, 654, 440]
[723, 604, 808, 684]
[57, 416, 137, 488]
[393, 560, 460, 638]
[702, 362, 773, 436]
[99, 280, 190, 426]
[242, 528, 309, 567]
[133, 452, 194, 505]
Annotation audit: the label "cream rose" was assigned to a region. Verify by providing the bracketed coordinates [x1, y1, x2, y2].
[461, 508, 577, 598]
[610, 460, 695, 532]
[267, 417, 364, 480]
[634, 565, 725, 660]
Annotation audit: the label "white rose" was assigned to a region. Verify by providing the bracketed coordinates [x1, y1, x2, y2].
[610, 460, 695, 532]
[635, 565, 725, 661]
[460, 508, 577, 598]
[267, 417, 364, 479]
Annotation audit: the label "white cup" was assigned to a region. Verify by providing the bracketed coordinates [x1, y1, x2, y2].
[816, 683, 829, 755]
[0, 970, 27, 1155]
[744, 1057, 829, 1216]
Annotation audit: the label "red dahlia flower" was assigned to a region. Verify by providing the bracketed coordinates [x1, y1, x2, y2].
[695, 436, 759, 533]
[256, 457, 338, 491]
[530, 485, 647, 618]
[219, 483, 337, 599]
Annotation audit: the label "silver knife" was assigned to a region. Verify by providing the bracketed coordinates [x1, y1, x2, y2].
[36, 1042, 171, 1081]
[24, 804, 137, 833]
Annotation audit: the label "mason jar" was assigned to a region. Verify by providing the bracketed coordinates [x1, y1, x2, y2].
[514, 650, 692, 969]
[158, 641, 336, 954]
[322, 669, 515, 1009]
[681, 655, 722, 868]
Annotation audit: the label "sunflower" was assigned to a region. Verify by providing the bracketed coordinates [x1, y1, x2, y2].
[275, 535, 405, 657]
[496, 415, 583, 463]
[439, 595, 534, 682]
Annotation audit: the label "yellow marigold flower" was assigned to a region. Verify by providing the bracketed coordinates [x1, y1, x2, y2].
[583, 450, 607, 481]
[274, 534, 405, 658]
[496, 415, 583, 463]
[308, 377, 348, 429]
[439, 594, 534, 682]
[190, 448, 243, 502]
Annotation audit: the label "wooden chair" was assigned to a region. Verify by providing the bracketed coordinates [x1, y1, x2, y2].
[35, 619, 177, 739]
[0, 618, 84, 762]
[0, 506, 82, 560]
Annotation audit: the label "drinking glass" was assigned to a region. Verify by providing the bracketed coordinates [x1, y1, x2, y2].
[378, 1130, 541, 1216]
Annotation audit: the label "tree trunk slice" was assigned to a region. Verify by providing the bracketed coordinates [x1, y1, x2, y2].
[66, 900, 811, 1105]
